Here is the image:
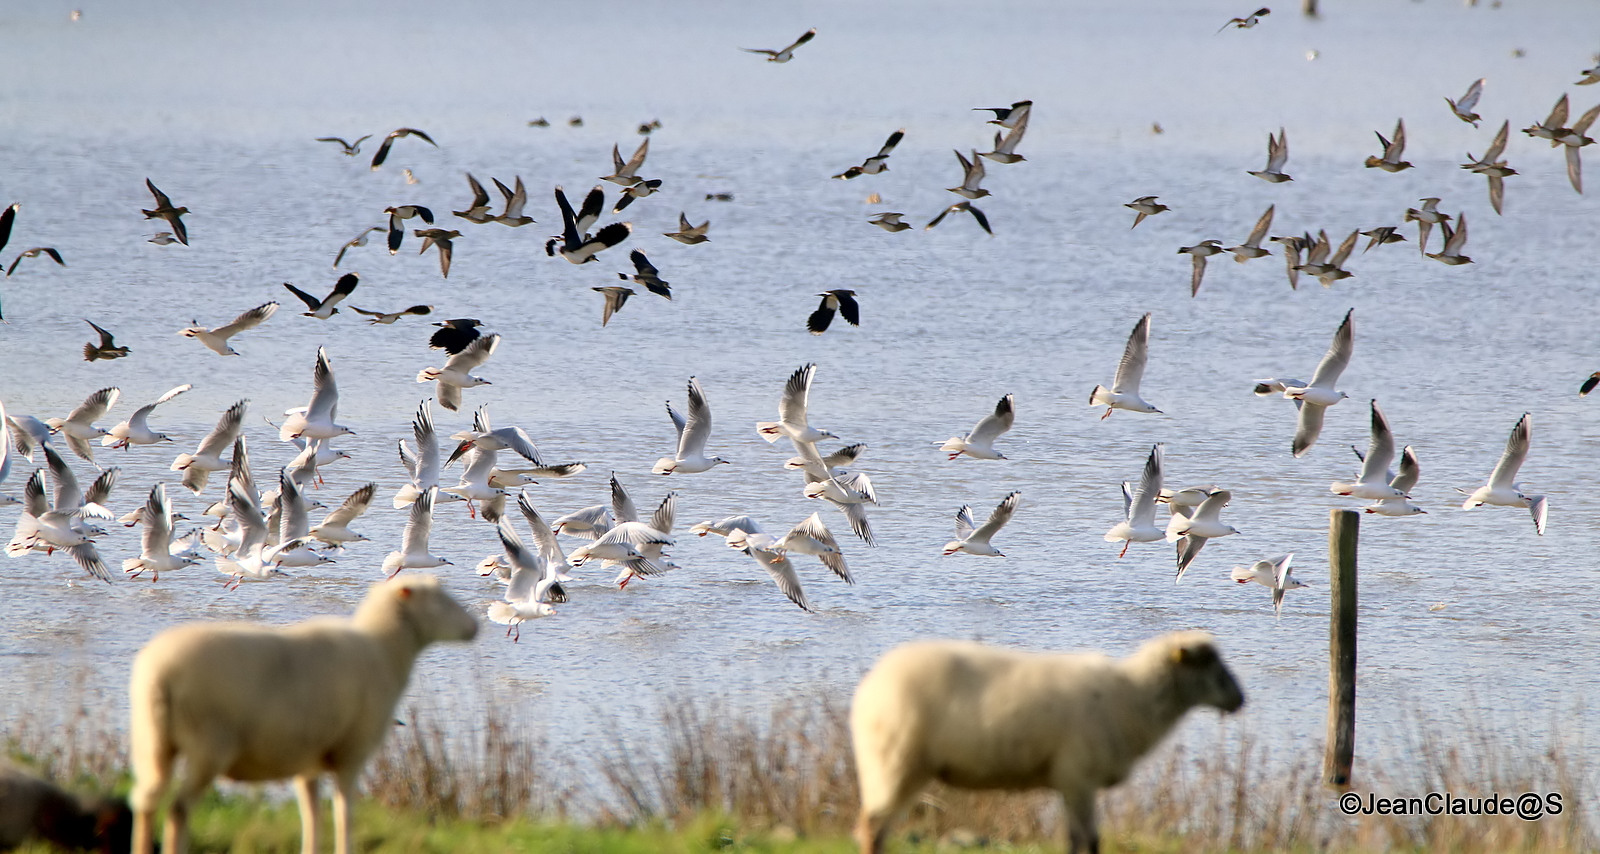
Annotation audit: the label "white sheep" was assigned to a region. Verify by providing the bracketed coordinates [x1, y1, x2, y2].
[850, 631, 1244, 854]
[0, 764, 131, 852]
[127, 573, 479, 854]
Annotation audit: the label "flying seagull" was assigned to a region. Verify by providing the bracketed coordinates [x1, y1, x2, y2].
[940, 394, 1015, 460]
[178, 301, 279, 356]
[1090, 312, 1161, 417]
[942, 491, 1021, 556]
[1459, 412, 1546, 535]
[315, 134, 372, 156]
[742, 28, 816, 62]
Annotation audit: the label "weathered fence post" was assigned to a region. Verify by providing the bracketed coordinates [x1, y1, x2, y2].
[1324, 509, 1358, 787]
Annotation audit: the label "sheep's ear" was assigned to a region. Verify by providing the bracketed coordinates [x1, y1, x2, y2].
[1171, 643, 1217, 667]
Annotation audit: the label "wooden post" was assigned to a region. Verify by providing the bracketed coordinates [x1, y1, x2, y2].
[1324, 509, 1358, 787]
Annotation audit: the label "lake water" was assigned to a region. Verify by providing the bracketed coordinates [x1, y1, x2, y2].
[2, 0, 1598, 803]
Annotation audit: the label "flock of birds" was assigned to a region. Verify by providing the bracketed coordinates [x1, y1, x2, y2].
[0, 14, 1594, 632]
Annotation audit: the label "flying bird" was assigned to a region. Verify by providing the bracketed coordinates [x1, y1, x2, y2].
[1167, 489, 1238, 581]
[369, 127, 438, 171]
[741, 27, 816, 62]
[1364, 119, 1413, 171]
[429, 318, 482, 354]
[384, 204, 434, 254]
[382, 487, 452, 577]
[1446, 78, 1485, 126]
[973, 100, 1032, 128]
[603, 139, 650, 187]
[807, 290, 860, 334]
[178, 301, 279, 356]
[1279, 308, 1354, 457]
[653, 377, 730, 474]
[925, 201, 992, 234]
[547, 185, 631, 262]
[980, 111, 1029, 164]
[417, 333, 499, 411]
[170, 400, 247, 494]
[1424, 213, 1472, 265]
[834, 129, 905, 179]
[1230, 553, 1306, 616]
[315, 134, 372, 156]
[1329, 400, 1406, 500]
[1104, 444, 1165, 557]
[1225, 204, 1275, 262]
[1090, 312, 1161, 417]
[1246, 128, 1291, 182]
[46, 386, 119, 462]
[1218, 7, 1270, 31]
[1403, 198, 1450, 255]
[942, 491, 1021, 557]
[1178, 239, 1225, 296]
[6, 247, 63, 277]
[1459, 413, 1546, 535]
[592, 286, 635, 327]
[452, 173, 495, 223]
[350, 304, 433, 324]
[283, 273, 359, 319]
[941, 394, 1015, 460]
[1125, 196, 1169, 228]
[946, 149, 989, 199]
[82, 320, 130, 361]
[278, 346, 354, 442]
[104, 384, 191, 450]
[869, 212, 911, 232]
[142, 179, 189, 245]
[491, 177, 535, 226]
[333, 226, 384, 267]
[414, 228, 461, 278]
[662, 212, 710, 245]
[619, 250, 670, 298]
[1461, 121, 1516, 215]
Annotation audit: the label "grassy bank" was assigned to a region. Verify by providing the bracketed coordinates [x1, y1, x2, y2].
[5, 687, 1593, 853]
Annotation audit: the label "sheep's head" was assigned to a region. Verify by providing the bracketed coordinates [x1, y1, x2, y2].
[1162, 631, 1245, 714]
[378, 574, 479, 643]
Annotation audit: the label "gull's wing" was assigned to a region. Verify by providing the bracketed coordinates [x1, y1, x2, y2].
[1174, 535, 1207, 582]
[320, 482, 376, 528]
[1359, 400, 1397, 484]
[516, 493, 565, 563]
[0, 398, 10, 486]
[191, 399, 247, 461]
[953, 504, 975, 541]
[676, 377, 713, 459]
[1292, 402, 1328, 458]
[277, 469, 310, 541]
[650, 492, 677, 534]
[414, 400, 440, 486]
[610, 472, 638, 523]
[66, 386, 120, 426]
[42, 445, 83, 511]
[1130, 444, 1164, 527]
[785, 512, 850, 583]
[496, 517, 542, 598]
[1309, 309, 1354, 389]
[398, 439, 419, 482]
[1391, 445, 1420, 494]
[140, 483, 174, 556]
[972, 491, 1020, 541]
[1113, 313, 1151, 393]
[967, 394, 1015, 445]
[665, 401, 686, 445]
[778, 363, 816, 430]
[306, 347, 339, 419]
[750, 547, 812, 612]
[1487, 413, 1531, 490]
[127, 384, 191, 433]
[836, 500, 874, 546]
[1193, 489, 1231, 524]
[213, 301, 279, 339]
[401, 488, 437, 554]
[442, 333, 500, 372]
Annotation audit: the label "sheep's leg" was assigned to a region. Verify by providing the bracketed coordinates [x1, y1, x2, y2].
[332, 771, 359, 854]
[1059, 789, 1099, 854]
[164, 756, 224, 854]
[294, 775, 321, 854]
[129, 754, 172, 854]
[854, 767, 927, 854]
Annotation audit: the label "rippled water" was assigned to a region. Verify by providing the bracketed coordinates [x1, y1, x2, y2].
[2, 0, 1598, 790]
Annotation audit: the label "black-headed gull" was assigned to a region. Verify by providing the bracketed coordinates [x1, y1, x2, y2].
[417, 333, 498, 412]
[172, 400, 247, 494]
[1459, 413, 1546, 535]
[6, 470, 111, 582]
[1330, 400, 1405, 500]
[1362, 445, 1425, 517]
[1091, 313, 1161, 418]
[1168, 489, 1238, 581]
[279, 347, 354, 442]
[757, 363, 836, 445]
[122, 483, 201, 581]
[179, 301, 278, 356]
[941, 394, 1015, 459]
[309, 482, 376, 548]
[1262, 309, 1353, 458]
[775, 512, 851, 583]
[382, 487, 452, 577]
[1231, 553, 1307, 616]
[443, 446, 508, 521]
[741, 27, 816, 63]
[1105, 444, 1164, 557]
[448, 404, 587, 478]
[942, 491, 1020, 557]
[104, 384, 191, 450]
[47, 386, 119, 462]
[653, 377, 730, 474]
[487, 515, 561, 640]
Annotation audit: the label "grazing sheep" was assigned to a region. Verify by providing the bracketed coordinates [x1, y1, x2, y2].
[850, 631, 1244, 854]
[128, 573, 478, 854]
[0, 765, 131, 853]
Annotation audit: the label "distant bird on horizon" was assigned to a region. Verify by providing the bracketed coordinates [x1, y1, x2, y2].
[315, 134, 372, 156]
[83, 320, 130, 361]
[742, 27, 816, 63]
[369, 127, 437, 171]
[141, 179, 189, 245]
[1218, 6, 1270, 31]
[283, 273, 358, 319]
[807, 290, 859, 335]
